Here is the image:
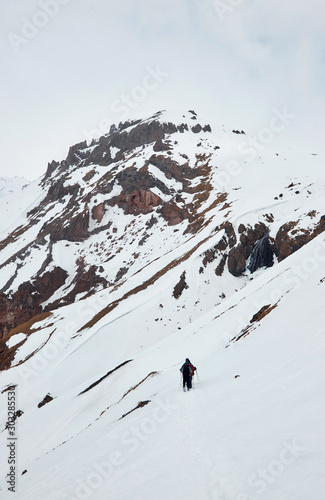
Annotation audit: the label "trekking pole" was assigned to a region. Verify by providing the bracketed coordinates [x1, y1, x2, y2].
[196, 369, 200, 385]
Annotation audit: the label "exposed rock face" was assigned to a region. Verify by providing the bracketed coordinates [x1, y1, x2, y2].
[49, 212, 90, 242]
[44, 160, 59, 180]
[0, 267, 67, 340]
[215, 255, 227, 276]
[0, 293, 17, 341]
[274, 215, 325, 262]
[111, 166, 171, 200]
[0, 342, 13, 370]
[83, 118, 183, 168]
[47, 264, 108, 310]
[28, 267, 68, 304]
[173, 271, 189, 299]
[161, 201, 191, 226]
[42, 178, 80, 206]
[26, 115, 214, 249]
[228, 223, 269, 277]
[148, 154, 197, 188]
[38, 394, 54, 408]
[153, 139, 171, 152]
[92, 202, 106, 223]
[108, 189, 162, 215]
[192, 124, 202, 134]
[0, 260, 109, 340]
[0, 289, 42, 341]
[201, 221, 237, 274]
[247, 234, 274, 273]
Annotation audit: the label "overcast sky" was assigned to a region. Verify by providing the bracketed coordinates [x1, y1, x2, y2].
[1, 0, 325, 180]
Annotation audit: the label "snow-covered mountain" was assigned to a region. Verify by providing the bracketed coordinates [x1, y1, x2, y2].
[0, 110, 324, 499]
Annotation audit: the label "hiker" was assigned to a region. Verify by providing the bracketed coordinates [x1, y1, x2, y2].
[180, 358, 196, 391]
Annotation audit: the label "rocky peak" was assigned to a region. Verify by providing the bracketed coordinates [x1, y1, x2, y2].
[0, 109, 324, 349]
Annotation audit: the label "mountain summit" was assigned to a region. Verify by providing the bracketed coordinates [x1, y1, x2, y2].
[0, 110, 323, 344]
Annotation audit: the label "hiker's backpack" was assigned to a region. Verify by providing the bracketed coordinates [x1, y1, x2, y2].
[182, 362, 195, 377]
[188, 362, 195, 376]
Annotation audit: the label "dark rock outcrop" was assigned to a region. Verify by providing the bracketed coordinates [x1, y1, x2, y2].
[0, 267, 67, 340]
[191, 124, 202, 134]
[47, 264, 108, 310]
[153, 139, 171, 152]
[201, 221, 237, 275]
[92, 202, 106, 223]
[173, 271, 189, 299]
[247, 233, 274, 273]
[108, 189, 161, 215]
[84, 119, 182, 167]
[65, 141, 88, 166]
[161, 201, 191, 226]
[49, 211, 90, 242]
[228, 223, 269, 277]
[44, 160, 59, 179]
[148, 154, 197, 187]
[38, 394, 54, 408]
[0, 293, 18, 341]
[274, 215, 325, 262]
[116, 166, 169, 195]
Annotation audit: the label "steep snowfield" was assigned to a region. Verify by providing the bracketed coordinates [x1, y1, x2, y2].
[1, 228, 325, 499]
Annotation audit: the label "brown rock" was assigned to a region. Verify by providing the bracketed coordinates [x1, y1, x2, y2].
[47, 264, 108, 310]
[161, 201, 190, 226]
[274, 215, 325, 261]
[228, 223, 269, 277]
[0, 294, 17, 341]
[49, 211, 90, 242]
[228, 246, 247, 277]
[92, 202, 106, 223]
[215, 255, 227, 276]
[108, 189, 161, 215]
[0, 267, 67, 340]
[153, 139, 171, 152]
[38, 394, 54, 408]
[173, 272, 189, 298]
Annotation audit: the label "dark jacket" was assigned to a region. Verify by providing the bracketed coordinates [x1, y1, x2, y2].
[180, 358, 196, 377]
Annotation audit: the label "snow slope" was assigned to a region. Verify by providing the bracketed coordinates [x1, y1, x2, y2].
[0, 229, 325, 499]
